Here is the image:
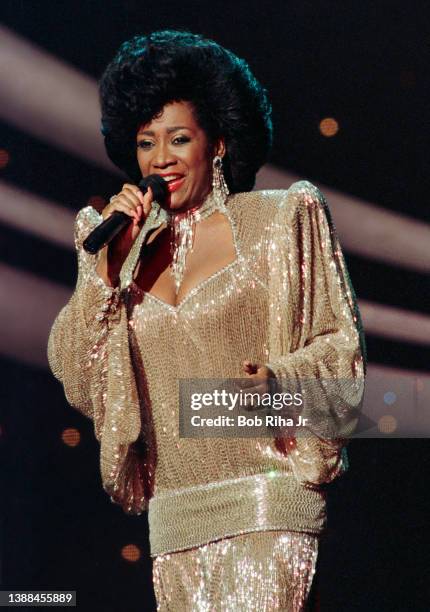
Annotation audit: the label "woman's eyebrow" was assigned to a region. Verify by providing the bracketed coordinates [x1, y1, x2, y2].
[137, 126, 193, 136]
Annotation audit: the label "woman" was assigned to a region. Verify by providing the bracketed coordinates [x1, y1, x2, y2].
[48, 30, 366, 611]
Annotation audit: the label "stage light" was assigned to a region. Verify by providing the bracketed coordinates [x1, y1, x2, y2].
[319, 117, 339, 137]
[359, 301, 430, 346]
[0, 25, 115, 172]
[257, 168, 430, 274]
[384, 392, 397, 405]
[378, 415, 397, 434]
[2, 27, 429, 275]
[121, 544, 141, 562]
[0, 180, 75, 248]
[61, 427, 80, 447]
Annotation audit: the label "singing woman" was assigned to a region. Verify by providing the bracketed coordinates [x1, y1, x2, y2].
[48, 30, 366, 611]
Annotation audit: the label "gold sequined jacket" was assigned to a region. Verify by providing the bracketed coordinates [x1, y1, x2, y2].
[47, 180, 366, 556]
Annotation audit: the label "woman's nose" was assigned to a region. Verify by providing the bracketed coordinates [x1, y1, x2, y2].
[152, 142, 176, 168]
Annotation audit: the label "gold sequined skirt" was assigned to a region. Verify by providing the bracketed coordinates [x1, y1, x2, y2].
[153, 530, 318, 611]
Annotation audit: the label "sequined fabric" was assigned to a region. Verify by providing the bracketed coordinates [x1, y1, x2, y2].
[152, 530, 318, 612]
[47, 181, 366, 558]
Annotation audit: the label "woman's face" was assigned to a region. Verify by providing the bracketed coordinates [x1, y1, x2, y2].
[136, 100, 223, 212]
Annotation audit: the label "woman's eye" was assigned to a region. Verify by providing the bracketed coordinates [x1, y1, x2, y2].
[137, 136, 190, 149]
[173, 136, 190, 145]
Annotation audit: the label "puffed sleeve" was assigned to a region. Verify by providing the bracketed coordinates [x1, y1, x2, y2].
[47, 206, 120, 417]
[265, 181, 366, 486]
[47, 206, 150, 514]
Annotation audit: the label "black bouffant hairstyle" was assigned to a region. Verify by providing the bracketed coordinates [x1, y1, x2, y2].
[99, 30, 273, 193]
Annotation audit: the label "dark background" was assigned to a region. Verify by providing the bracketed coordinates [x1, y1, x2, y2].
[1, 1, 429, 610]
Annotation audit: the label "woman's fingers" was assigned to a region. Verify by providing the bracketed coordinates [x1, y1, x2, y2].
[105, 200, 138, 221]
[123, 185, 154, 218]
[103, 183, 155, 223]
[120, 185, 143, 217]
[243, 360, 257, 373]
[96, 183, 154, 270]
[223, 364, 276, 411]
[141, 186, 154, 216]
[102, 200, 137, 222]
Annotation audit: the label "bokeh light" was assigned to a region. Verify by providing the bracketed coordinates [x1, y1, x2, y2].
[61, 427, 81, 447]
[121, 544, 141, 562]
[319, 117, 339, 137]
[383, 391, 397, 405]
[378, 415, 397, 434]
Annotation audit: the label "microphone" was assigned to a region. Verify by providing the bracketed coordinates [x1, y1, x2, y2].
[82, 174, 169, 254]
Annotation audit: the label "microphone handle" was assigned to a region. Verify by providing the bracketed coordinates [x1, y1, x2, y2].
[82, 174, 168, 254]
[83, 210, 131, 255]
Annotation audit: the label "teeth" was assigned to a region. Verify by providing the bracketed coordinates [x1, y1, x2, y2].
[163, 175, 183, 182]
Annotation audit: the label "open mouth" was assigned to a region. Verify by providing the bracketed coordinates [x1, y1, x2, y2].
[160, 175, 185, 193]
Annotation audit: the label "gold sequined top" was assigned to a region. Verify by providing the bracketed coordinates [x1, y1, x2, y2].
[47, 180, 366, 556]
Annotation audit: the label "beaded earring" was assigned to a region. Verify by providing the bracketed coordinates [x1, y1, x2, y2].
[165, 155, 229, 295]
[212, 155, 229, 205]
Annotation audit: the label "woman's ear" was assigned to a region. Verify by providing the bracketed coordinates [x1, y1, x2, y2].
[214, 137, 226, 159]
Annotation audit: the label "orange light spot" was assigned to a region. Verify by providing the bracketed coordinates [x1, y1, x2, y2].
[319, 117, 339, 137]
[121, 544, 141, 562]
[378, 415, 397, 434]
[61, 427, 80, 447]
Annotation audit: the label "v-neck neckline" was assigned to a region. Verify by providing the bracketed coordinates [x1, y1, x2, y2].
[130, 203, 241, 313]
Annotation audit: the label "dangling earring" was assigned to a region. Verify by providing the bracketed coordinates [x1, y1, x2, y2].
[212, 155, 229, 205]
[165, 156, 229, 295]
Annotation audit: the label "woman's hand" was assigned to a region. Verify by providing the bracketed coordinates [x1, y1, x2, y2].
[102, 182, 154, 254]
[96, 183, 154, 286]
[239, 361, 276, 409]
[242, 360, 297, 453]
